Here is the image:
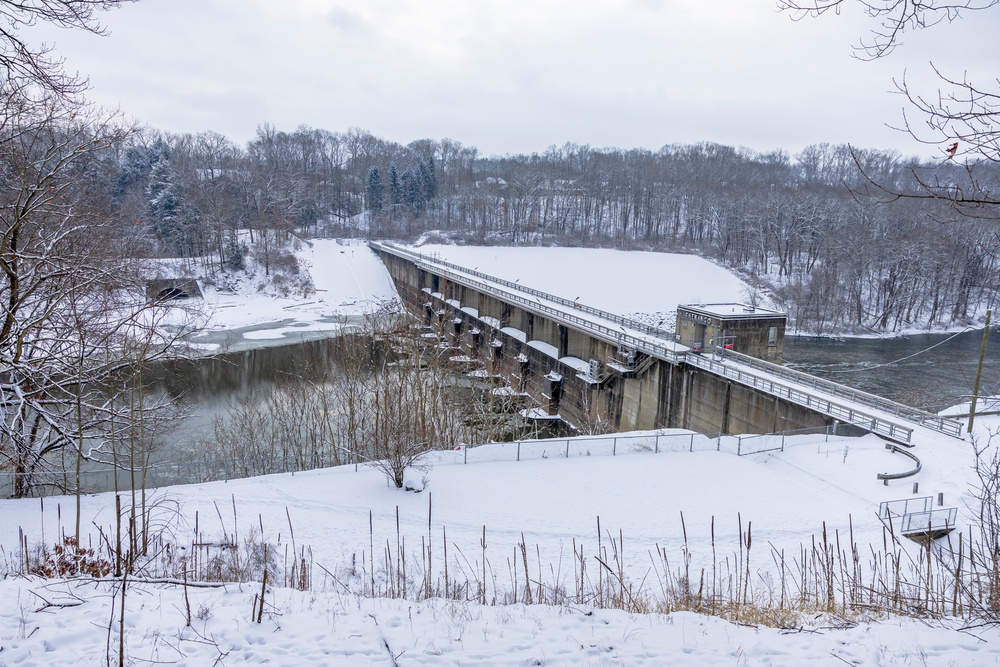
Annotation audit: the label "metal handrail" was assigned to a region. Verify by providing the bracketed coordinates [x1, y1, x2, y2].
[684, 352, 915, 443]
[879, 496, 934, 518]
[900, 507, 957, 534]
[719, 349, 963, 438]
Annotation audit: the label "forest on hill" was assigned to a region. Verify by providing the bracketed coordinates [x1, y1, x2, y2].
[121, 125, 998, 334]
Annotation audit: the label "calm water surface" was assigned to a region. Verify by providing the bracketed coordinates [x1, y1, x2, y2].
[783, 328, 1000, 413]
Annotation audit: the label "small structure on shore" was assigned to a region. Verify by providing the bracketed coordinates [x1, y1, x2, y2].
[146, 278, 203, 302]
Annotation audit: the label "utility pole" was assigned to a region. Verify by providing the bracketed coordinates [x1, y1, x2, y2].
[968, 309, 992, 434]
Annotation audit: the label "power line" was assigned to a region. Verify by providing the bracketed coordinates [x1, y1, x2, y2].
[823, 327, 974, 374]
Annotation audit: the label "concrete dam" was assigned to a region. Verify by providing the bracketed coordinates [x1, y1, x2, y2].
[370, 242, 963, 447]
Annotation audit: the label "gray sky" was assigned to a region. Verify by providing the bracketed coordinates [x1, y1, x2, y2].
[25, 0, 1000, 158]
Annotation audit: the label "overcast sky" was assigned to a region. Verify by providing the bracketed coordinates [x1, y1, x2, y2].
[25, 0, 1000, 159]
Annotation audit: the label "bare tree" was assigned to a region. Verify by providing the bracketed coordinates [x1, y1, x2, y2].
[0, 0, 137, 98]
[777, 0, 1000, 218]
[0, 89, 198, 498]
[777, 0, 998, 59]
[321, 309, 475, 488]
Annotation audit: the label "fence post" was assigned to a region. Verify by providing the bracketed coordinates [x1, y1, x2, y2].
[613, 438, 617, 456]
[825, 424, 830, 442]
[566, 440, 570, 458]
[781, 431, 786, 452]
[464, 445, 468, 465]
[717, 432, 722, 451]
[737, 435, 742, 456]
[517, 441, 521, 462]
[689, 433, 694, 452]
[655, 435, 659, 454]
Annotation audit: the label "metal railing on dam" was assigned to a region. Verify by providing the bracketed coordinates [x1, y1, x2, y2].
[704, 350, 964, 439]
[370, 242, 964, 443]
[371, 241, 678, 343]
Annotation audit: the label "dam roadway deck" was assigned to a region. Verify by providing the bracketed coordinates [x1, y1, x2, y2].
[370, 242, 963, 445]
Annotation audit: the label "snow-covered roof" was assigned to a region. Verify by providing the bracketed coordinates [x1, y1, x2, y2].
[527, 339, 559, 358]
[679, 303, 785, 320]
[501, 326, 527, 342]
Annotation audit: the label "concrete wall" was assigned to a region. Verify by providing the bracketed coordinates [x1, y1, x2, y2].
[679, 370, 833, 435]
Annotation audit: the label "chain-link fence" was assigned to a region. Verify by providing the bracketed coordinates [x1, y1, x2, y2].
[458, 423, 846, 464]
[1, 424, 850, 499]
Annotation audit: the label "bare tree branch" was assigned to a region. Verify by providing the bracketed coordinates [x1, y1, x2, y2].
[776, 0, 999, 59]
[779, 0, 1000, 219]
[0, 0, 136, 98]
[890, 66, 1000, 163]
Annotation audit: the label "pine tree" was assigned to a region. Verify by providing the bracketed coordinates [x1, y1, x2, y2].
[366, 166, 384, 212]
[116, 142, 160, 200]
[147, 156, 183, 253]
[402, 170, 423, 216]
[389, 164, 402, 208]
[423, 157, 437, 201]
[224, 235, 245, 271]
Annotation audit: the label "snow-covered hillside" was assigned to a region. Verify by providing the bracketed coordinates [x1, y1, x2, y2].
[175, 238, 401, 351]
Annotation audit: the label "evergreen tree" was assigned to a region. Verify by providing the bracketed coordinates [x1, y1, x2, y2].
[389, 164, 402, 208]
[224, 235, 246, 271]
[422, 157, 437, 201]
[147, 156, 182, 252]
[402, 170, 424, 216]
[116, 142, 161, 200]
[366, 166, 384, 212]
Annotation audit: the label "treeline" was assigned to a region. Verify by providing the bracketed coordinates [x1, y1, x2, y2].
[118, 125, 1000, 334]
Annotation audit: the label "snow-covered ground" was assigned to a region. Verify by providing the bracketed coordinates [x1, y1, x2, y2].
[175, 238, 400, 352]
[1, 414, 996, 664]
[3, 582, 995, 666]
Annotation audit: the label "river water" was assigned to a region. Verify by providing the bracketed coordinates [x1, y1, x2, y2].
[166, 327, 1000, 422]
[783, 328, 1000, 413]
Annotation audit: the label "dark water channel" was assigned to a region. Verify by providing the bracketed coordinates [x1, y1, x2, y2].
[147, 336, 352, 448]
[163, 327, 1000, 431]
[783, 328, 1000, 413]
